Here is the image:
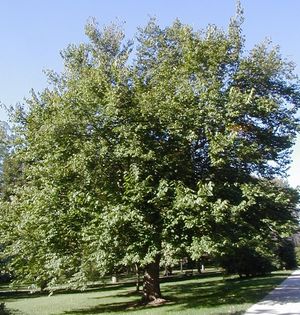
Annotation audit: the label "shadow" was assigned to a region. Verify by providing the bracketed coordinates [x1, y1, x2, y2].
[158, 271, 222, 286]
[0, 302, 25, 315]
[51, 283, 133, 295]
[164, 275, 291, 313]
[59, 274, 289, 314]
[0, 291, 48, 302]
[63, 299, 176, 315]
[2, 273, 291, 315]
[0, 282, 133, 302]
[62, 300, 160, 315]
[0, 273, 221, 303]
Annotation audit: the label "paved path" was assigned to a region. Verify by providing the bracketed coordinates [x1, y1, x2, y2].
[244, 270, 300, 315]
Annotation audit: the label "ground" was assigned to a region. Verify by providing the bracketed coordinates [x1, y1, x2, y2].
[0, 271, 291, 315]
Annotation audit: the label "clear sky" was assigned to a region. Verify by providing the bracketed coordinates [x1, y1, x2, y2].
[0, 0, 299, 187]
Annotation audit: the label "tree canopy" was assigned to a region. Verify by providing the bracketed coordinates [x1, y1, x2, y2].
[1, 7, 299, 302]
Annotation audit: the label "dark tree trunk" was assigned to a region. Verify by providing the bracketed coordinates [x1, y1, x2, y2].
[164, 265, 172, 276]
[135, 264, 141, 292]
[142, 256, 162, 303]
[40, 280, 48, 292]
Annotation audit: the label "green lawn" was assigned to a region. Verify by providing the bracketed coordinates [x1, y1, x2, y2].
[0, 271, 291, 315]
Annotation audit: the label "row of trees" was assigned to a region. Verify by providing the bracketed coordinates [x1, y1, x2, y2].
[0, 7, 300, 303]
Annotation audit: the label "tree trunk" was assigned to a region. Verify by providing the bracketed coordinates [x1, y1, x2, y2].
[142, 256, 162, 303]
[40, 280, 48, 292]
[164, 265, 172, 276]
[135, 264, 140, 292]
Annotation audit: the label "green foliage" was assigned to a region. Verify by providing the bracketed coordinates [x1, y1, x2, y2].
[277, 239, 297, 270]
[295, 246, 300, 266]
[1, 8, 299, 291]
[218, 246, 274, 277]
[0, 122, 12, 196]
[213, 181, 299, 275]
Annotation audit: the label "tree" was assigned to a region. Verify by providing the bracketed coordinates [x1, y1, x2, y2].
[0, 121, 11, 192]
[0, 121, 14, 281]
[1, 6, 300, 303]
[215, 180, 299, 276]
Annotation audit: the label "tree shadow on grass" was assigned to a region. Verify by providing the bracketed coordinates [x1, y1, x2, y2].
[0, 282, 133, 303]
[215, 312, 244, 315]
[0, 291, 47, 302]
[0, 273, 221, 304]
[63, 301, 147, 314]
[2, 273, 288, 314]
[163, 274, 288, 313]
[62, 298, 176, 315]
[0, 302, 25, 315]
[62, 274, 288, 314]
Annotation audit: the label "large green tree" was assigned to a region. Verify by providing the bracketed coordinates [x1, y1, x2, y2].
[1, 8, 300, 302]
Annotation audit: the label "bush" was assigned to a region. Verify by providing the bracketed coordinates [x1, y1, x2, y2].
[277, 239, 297, 270]
[218, 247, 273, 277]
[294, 246, 300, 267]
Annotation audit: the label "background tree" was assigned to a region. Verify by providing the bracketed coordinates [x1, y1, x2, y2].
[214, 180, 299, 276]
[0, 121, 16, 282]
[0, 121, 11, 195]
[1, 6, 300, 303]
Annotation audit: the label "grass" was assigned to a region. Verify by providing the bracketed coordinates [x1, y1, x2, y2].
[0, 270, 291, 315]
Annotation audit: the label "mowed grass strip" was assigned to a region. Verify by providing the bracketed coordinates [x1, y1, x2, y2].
[1, 270, 291, 315]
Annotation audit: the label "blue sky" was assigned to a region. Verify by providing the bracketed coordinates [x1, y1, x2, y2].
[0, 0, 299, 187]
